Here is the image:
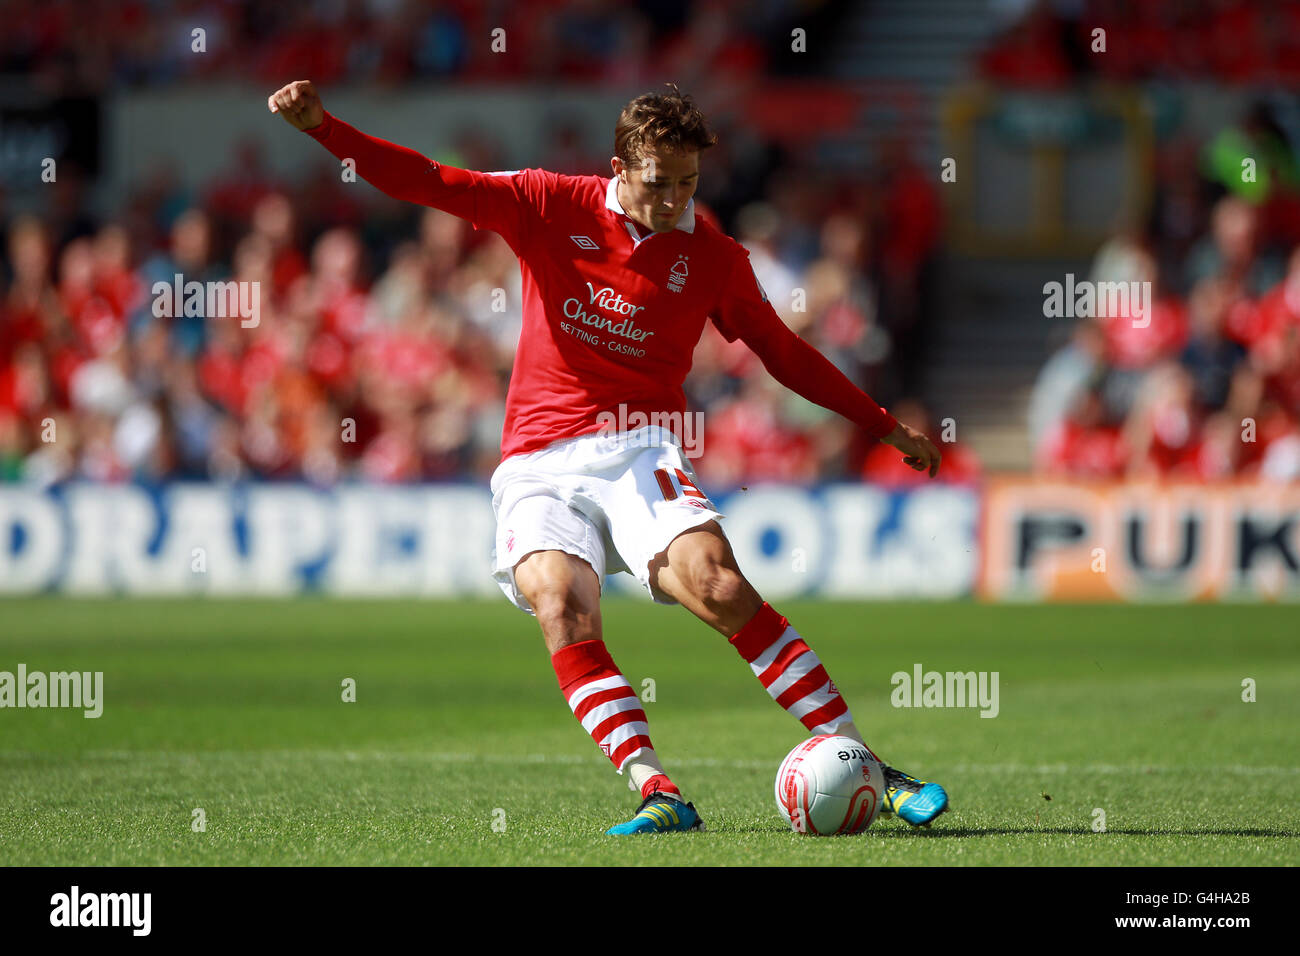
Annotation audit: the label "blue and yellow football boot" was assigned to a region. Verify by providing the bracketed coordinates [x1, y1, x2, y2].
[879, 764, 949, 826]
[606, 788, 704, 835]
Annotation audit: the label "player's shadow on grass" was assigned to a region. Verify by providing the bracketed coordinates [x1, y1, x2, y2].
[731, 824, 1298, 838]
[868, 826, 1299, 838]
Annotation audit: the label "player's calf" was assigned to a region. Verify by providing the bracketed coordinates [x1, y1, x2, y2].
[728, 602, 853, 733]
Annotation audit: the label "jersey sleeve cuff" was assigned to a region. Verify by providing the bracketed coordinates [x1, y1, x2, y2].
[866, 412, 898, 441]
[304, 111, 335, 142]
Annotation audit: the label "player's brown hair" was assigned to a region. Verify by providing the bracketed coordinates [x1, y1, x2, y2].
[614, 83, 718, 169]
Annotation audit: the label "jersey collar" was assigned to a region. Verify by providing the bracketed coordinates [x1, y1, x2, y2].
[605, 176, 696, 241]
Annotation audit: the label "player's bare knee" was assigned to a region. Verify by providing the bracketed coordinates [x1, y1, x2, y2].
[528, 579, 568, 615]
[520, 564, 600, 646]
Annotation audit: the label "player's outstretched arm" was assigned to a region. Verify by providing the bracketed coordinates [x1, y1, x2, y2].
[266, 79, 503, 222]
[268, 80, 324, 131]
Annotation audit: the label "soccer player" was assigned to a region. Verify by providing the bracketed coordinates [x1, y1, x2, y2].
[270, 79, 949, 833]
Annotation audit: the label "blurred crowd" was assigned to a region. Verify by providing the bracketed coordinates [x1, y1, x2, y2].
[980, 0, 1300, 89]
[0, 132, 945, 487]
[985, 1, 1300, 481]
[28, 0, 1300, 490]
[2, 0, 968, 489]
[3, 0, 795, 94]
[1031, 196, 1300, 481]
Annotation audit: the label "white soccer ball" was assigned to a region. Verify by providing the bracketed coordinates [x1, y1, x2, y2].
[775, 734, 885, 835]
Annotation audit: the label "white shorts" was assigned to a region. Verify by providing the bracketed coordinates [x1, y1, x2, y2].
[490, 425, 725, 614]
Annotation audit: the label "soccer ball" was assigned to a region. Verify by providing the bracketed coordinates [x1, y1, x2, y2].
[775, 734, 884, 835]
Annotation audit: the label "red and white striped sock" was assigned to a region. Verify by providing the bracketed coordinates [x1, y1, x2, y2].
[729, 602, 855, 734]
[552, 639, 682, 799]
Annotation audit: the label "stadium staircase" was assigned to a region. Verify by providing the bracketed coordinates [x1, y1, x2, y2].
[826, 0, 1081, 470]
[925, 256, 1090, 470]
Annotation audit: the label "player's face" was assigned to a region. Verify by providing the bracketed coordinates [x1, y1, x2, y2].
[614, 148, 700, 233]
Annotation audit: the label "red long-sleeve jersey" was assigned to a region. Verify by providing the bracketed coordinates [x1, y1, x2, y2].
[305, 112, 897, 462]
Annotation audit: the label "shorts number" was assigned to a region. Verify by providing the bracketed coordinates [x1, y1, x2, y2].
[653, 467, 706, 501]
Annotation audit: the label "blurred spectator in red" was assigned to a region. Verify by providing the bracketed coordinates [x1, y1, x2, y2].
[250, 193, 308, 305]
[0, 342, 50, 425]
[58, 237, 125, 359]
[601, 7, 655, 88]
[1177, 411, 1245, 480]
[205, 139, 281, 243]
[92, 225, 144, 324]
[805, 216, 894, 411]
[3, 217, 59, 356]
[359, 383, 421, 483]
[539, 119, 596, 175]
[1037, 387, 1128, 478]
[196, 302, 249, 418]
[1085, 242, 1188, 423]
[1123, 362, 1198, 477]
[253, 5, 350, 86]
[1091, 245, 1188, 371]
[1242, 246, 1300, 392]
[1205, 0, 1268, 85]
[292, 160, 367, 238]
[1029, 319, 1106, 451]
[698, 375, 818, 487]
[977, 0, 1073, 89]
[1232, 382, 1300, 481]
[657, 0, 766, 97]
[300, 227, 370, 346]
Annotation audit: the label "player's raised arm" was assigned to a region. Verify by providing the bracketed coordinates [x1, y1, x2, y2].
[267, 80, 531, 241]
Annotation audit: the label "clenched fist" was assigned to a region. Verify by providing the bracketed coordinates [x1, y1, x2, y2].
[267, 80, 324, 131]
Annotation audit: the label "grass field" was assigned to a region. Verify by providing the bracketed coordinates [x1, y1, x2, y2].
[0, 597, 1296, 866]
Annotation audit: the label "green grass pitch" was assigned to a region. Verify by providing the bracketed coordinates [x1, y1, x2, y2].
[1, 597, 1296, 866]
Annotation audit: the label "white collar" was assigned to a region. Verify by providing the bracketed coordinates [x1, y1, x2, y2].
[605, 176, 696, 238]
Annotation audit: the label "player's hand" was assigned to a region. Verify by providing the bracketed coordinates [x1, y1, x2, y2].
[881, 421, 942, 478]
[267, 80, 324, 131]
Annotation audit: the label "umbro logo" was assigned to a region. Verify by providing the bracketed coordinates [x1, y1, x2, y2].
[570, 235, 600, 250]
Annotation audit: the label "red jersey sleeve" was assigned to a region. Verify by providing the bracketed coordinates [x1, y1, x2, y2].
[304, 110, 549, 251]
[711, 247, 899, 440]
